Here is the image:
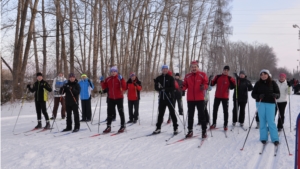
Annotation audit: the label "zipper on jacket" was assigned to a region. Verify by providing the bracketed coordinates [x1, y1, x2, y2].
[37, 81, 40, 101]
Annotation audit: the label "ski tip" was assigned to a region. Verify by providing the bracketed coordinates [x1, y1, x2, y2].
[289, 154, 293, 156]
[240, 148, 243, 151]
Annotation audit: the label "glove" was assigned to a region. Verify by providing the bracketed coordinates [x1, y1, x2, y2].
[200, 84, 205, 90]
[208, 86, 212, 91]
[209, 75, 214, 81]
[118, 74, 122, 80]
[27, 84, 30, 88]
[272, 93, 279, 99]
[259, 94, 264, 99]
[233, 73, 238, 78]
[99, 76, 104, 81]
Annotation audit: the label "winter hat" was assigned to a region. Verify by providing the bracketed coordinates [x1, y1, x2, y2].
[259, 69, 270, 76]
[223, 65, 230, 70]
[69, 73, 76, 78]
[175, 73, 180, 77]
[130, 72, 136, 78]
[239, 70, 246, 75]
[110, 66, 118, 72]
[191, 60, 199, 66]
[279, 73, 286, 78]
[36, 72, 43, 77]
[81, 74, 87, 77]
[161, 65, 169, 70]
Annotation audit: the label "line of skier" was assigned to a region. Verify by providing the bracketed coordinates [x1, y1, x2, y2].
[24, 60, 292, 146]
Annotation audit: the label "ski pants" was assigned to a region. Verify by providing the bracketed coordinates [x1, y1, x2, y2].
[174, 96, 184, 114]
[156, 99, 178, 129]
[257, 102, 279, 142]
[66, 104, 80, 129]
[81, 97, 92, 121]
[107, 98, 125, 126]
[106, 97, 116, 120]
[52, 97, 66, 118]
[128, 100, 139, 121]
[275, 101, 287, 129]
[232, 101, 247, 124]
[212, 98, 229, 126]
[187, 101, 207, 131]
[35, 101, 49, 121]
[198, 101, 210, 124]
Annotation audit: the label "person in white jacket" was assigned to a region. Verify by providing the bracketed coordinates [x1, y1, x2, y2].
[51, 72, 67, 119]
[275, 73, 291, 131]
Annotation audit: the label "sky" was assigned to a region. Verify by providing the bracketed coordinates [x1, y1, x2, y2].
[229, 0, 300, 73]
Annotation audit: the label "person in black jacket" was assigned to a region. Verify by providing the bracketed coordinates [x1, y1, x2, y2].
[251, 69, 280, 145]
[60, 73, 81, 132]
[153, 65, 178, 134]
[27, 72, 52, 129]
[232, 70, 253, 127]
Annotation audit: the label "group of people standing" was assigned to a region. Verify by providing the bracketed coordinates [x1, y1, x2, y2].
[26, 62, 291, 145]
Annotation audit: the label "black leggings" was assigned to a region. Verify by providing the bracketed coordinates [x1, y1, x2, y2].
[35, 101, 49, 121]
[107, 98, 125, 126]
[232, 101, 247, 124]
[275, 102, 287, 129]
[187, 101, 207, 131]
[212, 98, 229, 126]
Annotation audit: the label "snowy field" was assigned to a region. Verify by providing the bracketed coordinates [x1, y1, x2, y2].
[1, 87, 298, 169]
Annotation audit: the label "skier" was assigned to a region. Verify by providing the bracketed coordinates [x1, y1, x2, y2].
[78, 74, 94, 122]
[27, 72, 52, 129]
[210, 66, 236, 130]
[99, 75, 116, 122]
[126, 72, 142, 123]
[182, 61, 208, 138]
[251, 69, 280, 145]
[153, 65, 178, 134]
[51, 72, 67, 120]
[275, 73, 291, 131]
[167, 70, 185, 124]
[60, 73, 81, 132]
[100, 66, 126, 133]
[232, 70, 253, 127]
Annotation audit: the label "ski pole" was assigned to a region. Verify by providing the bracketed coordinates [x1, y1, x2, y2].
[50, 88, 64, 132]
[247, 87, 251, 127]
[235, 74, 239, 134]
[207, 75, 213, 137]
[13, 88, 28, 133]
[152, 80, 156, 126]
[69, 88, 91, 132]
[91, 94, 100, 125]
[288, 91, 292, 132]
[275, 99, 293, 156]
[98, 88, 103, 133]
[240, 100, 261, 151]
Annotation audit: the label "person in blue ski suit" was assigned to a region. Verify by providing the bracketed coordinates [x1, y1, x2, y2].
[251, 69, 280, 145]
[78, 74, 94, 122]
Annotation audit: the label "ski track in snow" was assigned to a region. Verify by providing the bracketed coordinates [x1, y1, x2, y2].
[1, 89, 297, 169]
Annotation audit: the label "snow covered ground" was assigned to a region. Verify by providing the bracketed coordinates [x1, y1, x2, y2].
[1, 87, 298, 169]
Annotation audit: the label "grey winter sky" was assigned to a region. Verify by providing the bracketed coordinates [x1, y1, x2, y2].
[230, 0, 300, 73]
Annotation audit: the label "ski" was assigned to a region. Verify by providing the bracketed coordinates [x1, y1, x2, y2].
[165, 131, 182, 142]
[36, 128, 53, 133]
[79, 131, 115, 139]
[240, 126, 247, 131]
[130, 131, 166, 140]
[167, 135, 200, 145]
[54, 129, 87, 137]
[274, 144, 279, 156]
[24, 128, 49, 136]
[259, 143, 267, 155]
[198, 137, 208, 149]
[14, 128, 38, 135]
[111, 131, 127, 136]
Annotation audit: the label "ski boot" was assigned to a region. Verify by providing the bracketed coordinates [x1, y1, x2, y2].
[103, 126, 111, 133]
[209, 124, 216, 129]
[44, 121, 50, 129]
[118, 126, 126, 133]
[186, 130, 193, 138]
[202, 130, 207, 138]
[153, 128, 161, 134]
[35, 121, 42, 129]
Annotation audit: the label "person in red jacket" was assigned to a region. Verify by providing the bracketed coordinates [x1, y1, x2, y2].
[100, 66, 126, 133]
[126, 72, 142, 123]
[182, 61, 208, 138]
[210, 65, 236, 130]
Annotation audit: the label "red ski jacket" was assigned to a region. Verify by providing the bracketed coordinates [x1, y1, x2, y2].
[211, 74, 236, 99]
[182, 71, 208, 101]
[126, 78, 142, 101]
[101, 74, 126, 100]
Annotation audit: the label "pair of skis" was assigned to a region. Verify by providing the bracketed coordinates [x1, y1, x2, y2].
[259, 142, 279, 156]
